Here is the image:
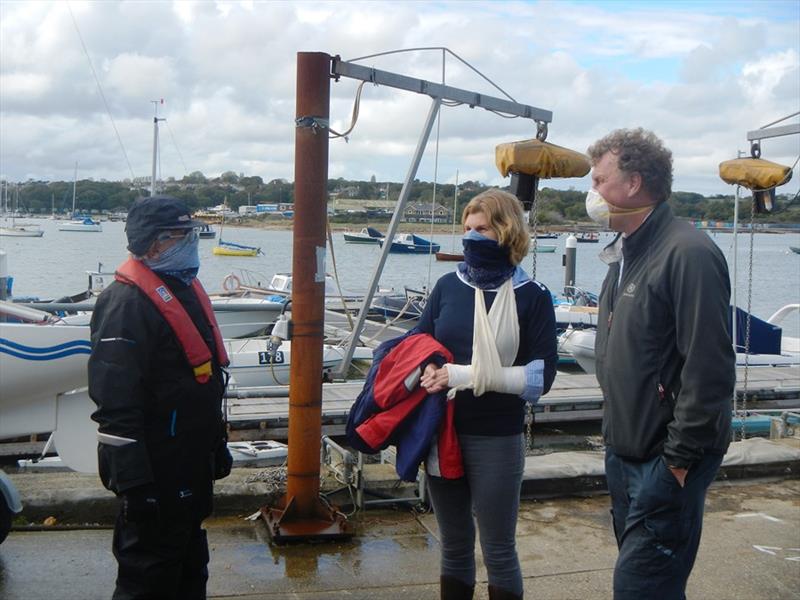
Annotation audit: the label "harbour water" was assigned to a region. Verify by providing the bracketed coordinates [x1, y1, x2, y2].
[1, 218, 798, 336]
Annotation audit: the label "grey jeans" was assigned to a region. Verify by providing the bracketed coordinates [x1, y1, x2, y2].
[427, 433, 526, 595]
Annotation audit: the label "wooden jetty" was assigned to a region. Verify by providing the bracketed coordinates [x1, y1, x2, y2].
[225, 366, 800, 441]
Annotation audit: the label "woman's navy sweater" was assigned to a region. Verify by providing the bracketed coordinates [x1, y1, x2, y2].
[416, 271, 558, 436]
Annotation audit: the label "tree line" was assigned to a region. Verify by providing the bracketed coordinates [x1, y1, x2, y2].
[3, 173, 798, 224]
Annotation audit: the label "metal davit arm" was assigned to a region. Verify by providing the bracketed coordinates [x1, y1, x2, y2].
[329, 55, 553, 378]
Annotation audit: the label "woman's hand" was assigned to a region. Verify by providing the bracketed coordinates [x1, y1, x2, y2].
[420, 363, 449, 394]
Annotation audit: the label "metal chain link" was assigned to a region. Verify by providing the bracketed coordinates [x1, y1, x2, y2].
[525, 402, 534, 451]
[525, 189, 540, 450]
[529, 195, 539, 280]
[741, 198, 756, 440]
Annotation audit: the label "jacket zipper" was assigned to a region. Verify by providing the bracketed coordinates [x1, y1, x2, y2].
[606, 264, 621, 334]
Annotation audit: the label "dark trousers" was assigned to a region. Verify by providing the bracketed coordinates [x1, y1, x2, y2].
[112, 511, 209, 600]
[427, 433, 526, 595]
[605, 450, 723, 600]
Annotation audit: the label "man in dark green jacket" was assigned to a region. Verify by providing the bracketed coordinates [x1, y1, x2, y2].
[586, 128, 735, 600]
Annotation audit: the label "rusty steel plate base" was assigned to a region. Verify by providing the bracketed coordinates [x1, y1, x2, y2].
[261, 496, 352, 544]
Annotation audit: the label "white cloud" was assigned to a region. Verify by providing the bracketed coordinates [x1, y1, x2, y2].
[0, 0, 798, 196]
[104, 54, 178, 99]
[739, 49, 799, 105]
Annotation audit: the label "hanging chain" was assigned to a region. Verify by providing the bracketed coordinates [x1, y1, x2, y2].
[529, 195, 540, 280]
[525, 402, 535, 451]
[741, 197, 756, 440]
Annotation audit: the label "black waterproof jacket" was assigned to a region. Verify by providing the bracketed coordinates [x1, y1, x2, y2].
[595, 202, 734, 468]
[88, 273, 229, 520]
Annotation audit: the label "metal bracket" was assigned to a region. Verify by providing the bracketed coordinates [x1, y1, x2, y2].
[321, 437, 427, 511]
[295, 116, 330, 133]
[331, 57, 552, 123]
[536, 121, 548, 141]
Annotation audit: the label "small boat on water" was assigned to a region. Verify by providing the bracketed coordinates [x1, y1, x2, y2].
[213, 240, 261, 256]
[534, 244, 557, 253]
[0, 182, 44, 237]
[59, 216, 103, 232]
[343, 227, 384, 244]
[435, 251, 463, 261]
[58, 163, 101, 232]
[791, 246, 800, 255]
[575, 232, 599, 243]
[380, 233, 440, 254]
[533, 232, 559, 240]
[198, 223, 217, 239]
[371, 286, 427, 322]
[1, 185, 44, 237]
[0, 223, 44, 237]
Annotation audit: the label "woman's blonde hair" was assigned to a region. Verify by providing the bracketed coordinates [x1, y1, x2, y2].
[462, 189, 530, 265]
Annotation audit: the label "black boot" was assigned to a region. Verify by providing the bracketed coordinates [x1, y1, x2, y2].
[488, 584, 523, 600]
[440, 575, 475, 600]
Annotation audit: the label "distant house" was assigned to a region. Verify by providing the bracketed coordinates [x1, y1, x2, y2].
[403, 202, 452, 224]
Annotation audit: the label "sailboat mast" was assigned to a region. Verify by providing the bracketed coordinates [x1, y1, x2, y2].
[450, 170, 459, 252]
[150, 99, 165, 197]
[71, 162, 78, 217]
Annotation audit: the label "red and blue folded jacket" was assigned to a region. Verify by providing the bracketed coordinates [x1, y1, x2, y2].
[345, 332, 463, 482]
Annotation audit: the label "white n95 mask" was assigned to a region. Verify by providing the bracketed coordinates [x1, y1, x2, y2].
[585, 189, 610, 228]
[585, 188, 654, 229]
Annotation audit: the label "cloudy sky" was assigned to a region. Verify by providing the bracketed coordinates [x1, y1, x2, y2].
[1, 0, 798, 196]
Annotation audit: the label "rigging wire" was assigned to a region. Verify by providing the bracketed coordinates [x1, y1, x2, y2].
[757, 111, 800, 130]
[427, 106, 441, 289]
[165, 120, 189, 175]
[426, 50, 446, 289]
[330, 47, 527, 142]
[347, 47, 518, 105]
[67, 3, 136, 181]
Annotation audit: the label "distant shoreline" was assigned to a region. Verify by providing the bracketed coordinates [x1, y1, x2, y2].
[14, 214, 799, 234]
[220, 219, 800, 235]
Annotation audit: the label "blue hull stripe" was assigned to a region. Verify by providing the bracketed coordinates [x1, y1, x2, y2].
[0, 338, 92, 361]
[0, 337, 91, 354]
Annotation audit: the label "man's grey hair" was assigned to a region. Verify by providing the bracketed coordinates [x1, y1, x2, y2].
[587, 128, 673, 203]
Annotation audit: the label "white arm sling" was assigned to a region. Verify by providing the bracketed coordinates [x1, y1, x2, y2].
[446, 277, 525, 399]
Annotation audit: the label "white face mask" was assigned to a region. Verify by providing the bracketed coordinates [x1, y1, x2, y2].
[585, 189, 610, 228]
[585, 188, 654, 229]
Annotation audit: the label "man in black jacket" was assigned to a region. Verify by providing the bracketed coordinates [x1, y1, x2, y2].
[89, 196, 232, 600]
[586, 129, 735, 600]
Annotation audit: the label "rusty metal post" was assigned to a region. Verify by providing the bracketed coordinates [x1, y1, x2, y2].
[262, 52, 350, 542]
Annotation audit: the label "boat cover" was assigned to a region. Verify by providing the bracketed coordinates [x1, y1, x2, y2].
[728, 306, 782, 355]
[718, 157, 793, 190]
[495, 139, 590, 179]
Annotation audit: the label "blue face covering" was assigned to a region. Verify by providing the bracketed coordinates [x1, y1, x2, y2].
[459, 230, 515, 289]
[143, 231, 200, 286]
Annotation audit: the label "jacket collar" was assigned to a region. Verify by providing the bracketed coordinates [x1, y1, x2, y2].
[598, 202, 673, 265]
[622, 201, 673, 259]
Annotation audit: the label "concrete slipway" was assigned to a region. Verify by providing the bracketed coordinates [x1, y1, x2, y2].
[1, 438, 799, 599]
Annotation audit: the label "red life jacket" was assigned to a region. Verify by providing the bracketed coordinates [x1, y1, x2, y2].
[115, 258, 230, 383]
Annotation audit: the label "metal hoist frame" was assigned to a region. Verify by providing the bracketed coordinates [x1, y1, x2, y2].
[329, 55, 553, 378]
[736, 115, 800, 439]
